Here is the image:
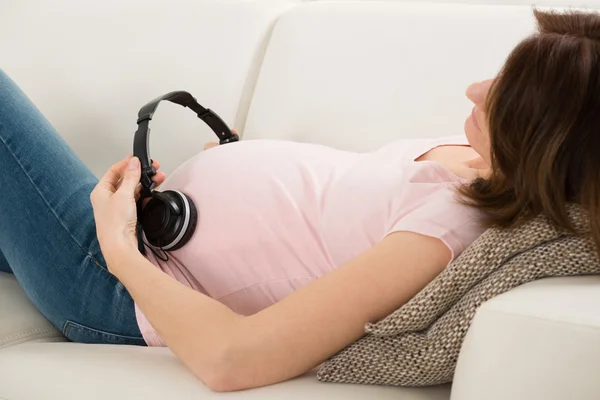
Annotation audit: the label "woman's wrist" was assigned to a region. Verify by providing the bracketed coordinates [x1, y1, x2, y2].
[102, 240, 144, 276]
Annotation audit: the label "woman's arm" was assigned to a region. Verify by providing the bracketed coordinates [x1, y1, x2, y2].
[109, 230, 451, 392]
[91, 154, 451, 392]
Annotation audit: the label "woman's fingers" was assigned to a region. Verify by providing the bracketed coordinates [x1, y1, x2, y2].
[116, 158, 165, 191]
[152, 171, 167, 188]
[133, 171, 167, 202]
[97, 155, 134, 195]
[148, 159, 165, 187]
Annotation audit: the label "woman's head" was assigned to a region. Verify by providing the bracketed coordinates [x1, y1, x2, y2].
[461, 9, 600, 246]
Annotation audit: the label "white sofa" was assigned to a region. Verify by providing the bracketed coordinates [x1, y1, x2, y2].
[2, 1, 600, 399]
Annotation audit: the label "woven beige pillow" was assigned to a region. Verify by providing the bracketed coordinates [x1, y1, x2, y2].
[317, 208, 600, 386]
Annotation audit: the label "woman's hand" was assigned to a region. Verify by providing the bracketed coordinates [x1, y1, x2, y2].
[90, 155, 166, 266]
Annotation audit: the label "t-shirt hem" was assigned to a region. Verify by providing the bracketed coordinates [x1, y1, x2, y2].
[385, 222, 464, 265]
[134, 303, 166, 347]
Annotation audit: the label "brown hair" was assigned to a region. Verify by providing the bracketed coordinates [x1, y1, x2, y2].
[460, 9, 600, 249]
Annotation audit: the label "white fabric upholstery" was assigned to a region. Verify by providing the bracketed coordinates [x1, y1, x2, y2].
[0, 0, 294, 177]
[0, 273, 65, 349]
[0, 343, 450, 400]
[313, 0, 600, 5]
[452, 276, 600, 400]
[244, 2, 535, 151]
[2, 1, 600, 399]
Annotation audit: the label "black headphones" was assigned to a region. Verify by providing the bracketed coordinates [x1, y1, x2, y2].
[134, 91, 239, 252]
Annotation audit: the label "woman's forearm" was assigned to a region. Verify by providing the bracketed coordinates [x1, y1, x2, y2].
[107, 247, 244, 389]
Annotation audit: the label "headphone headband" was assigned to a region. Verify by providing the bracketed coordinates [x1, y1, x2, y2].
[133, 90, 238, 196]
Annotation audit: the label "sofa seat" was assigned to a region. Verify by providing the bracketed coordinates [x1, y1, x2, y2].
[0, 274, 450, 399]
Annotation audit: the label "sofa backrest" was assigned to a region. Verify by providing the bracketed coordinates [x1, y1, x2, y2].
[2, 0, 599, 169]
[312, 0, 600, 6]
[242, 2, 539, 151]
[0, 0, 295, 176]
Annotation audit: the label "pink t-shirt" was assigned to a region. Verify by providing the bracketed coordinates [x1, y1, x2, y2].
[135, 135, 487, 346]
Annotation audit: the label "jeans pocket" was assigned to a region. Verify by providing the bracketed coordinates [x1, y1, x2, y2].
[63, 320, 147, 346]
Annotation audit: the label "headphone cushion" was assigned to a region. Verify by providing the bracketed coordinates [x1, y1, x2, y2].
[140, 197, 169, 247]
[166, 193, 197, 251]
[170, 193, 198, 251]
[140, 191, 197, 251]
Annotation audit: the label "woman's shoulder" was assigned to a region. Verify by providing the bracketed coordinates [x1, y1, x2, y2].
[387, 182, 488, 263]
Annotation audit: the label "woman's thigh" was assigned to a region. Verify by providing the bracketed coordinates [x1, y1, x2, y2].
[0, 69, 145, 346]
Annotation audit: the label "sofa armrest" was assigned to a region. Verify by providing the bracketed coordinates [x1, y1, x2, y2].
[0, 272, 66, 349]
[450, 276, 600, 400]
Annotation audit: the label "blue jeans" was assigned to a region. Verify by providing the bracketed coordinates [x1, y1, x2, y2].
[0, 69, 146, 346]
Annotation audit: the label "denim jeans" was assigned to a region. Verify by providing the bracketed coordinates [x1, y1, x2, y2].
[0, 69, 146, 346]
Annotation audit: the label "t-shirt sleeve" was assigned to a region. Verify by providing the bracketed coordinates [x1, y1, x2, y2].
[385, 185, 486, 263]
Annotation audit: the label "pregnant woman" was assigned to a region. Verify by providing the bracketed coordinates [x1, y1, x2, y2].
[2, 9, 600, 392]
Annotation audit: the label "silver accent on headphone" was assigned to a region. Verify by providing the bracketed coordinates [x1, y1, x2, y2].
[160, 190, 191, 251]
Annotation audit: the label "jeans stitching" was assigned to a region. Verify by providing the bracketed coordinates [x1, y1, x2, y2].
[0, 122, 105, 269]
[62, 320, 72, 337]
[92, 258, 107, 271]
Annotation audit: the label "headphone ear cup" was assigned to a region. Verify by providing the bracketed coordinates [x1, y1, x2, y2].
[141, 190, 197, 251]
[166, 193, 197, 251]
[140, 196, 170, 248]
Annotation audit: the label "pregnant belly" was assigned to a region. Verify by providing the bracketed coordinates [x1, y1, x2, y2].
[155, 146, 336, 309]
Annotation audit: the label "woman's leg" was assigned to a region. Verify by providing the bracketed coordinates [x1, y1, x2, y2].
[0, 69, 145, 345]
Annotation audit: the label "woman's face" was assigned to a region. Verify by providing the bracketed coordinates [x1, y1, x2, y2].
[465, 79, 494, 165]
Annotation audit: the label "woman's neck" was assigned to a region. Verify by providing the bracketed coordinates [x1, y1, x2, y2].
[465, 156, 491, 179]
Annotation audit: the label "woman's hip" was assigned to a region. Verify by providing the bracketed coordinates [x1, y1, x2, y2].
[37, 253, 146, 346]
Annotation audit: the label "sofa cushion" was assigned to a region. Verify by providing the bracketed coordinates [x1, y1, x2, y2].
[0, 272, 65, 349]
[243, 1, 536, 151]
[0, 342, 451, 399]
